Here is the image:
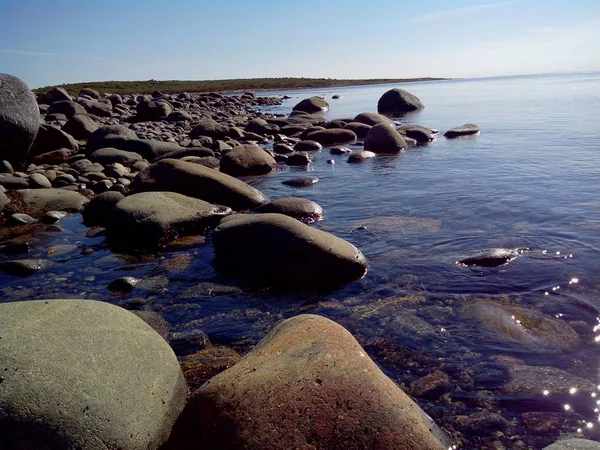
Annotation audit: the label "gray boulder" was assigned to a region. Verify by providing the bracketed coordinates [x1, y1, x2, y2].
[168, 314, 444, 449]
[543, 439, 600, 449]
[166, 110, 192, 122]
[364, 123, 407, 153]
[353, 112, 395, 127]
[444, 123, 480, 138]
[82, 191, 125, 226]
[347, 150, 377, 163]
[377, 88, 424, 115]
[254, 197, 324, 222]
[122, 139, 182, 161]
[293, 140, 322, 152]
[212, 213, 367, 287]
[106, 191, 231, 250]
[43, 87, 71, 103]
[343, 121, 372, 138]
[189, 119, 229, 140]
[220, 143, 277, 176]
[13, 188, 89, 216]
[62, 113, 99, 139]
[304, 128, 357, 146]
[47, 100, 86, 118]
[292, 96, 329, 113]
[0, 299, 187, 450]
[131, 158, 267, 210]
[29, 124, 79, 156]
[0, 73, 41, 166]
[90, 147, 142, 167]
[78, 87, 100, 99]
[136, 100, 172, 121]
[79, 98, 113, 117]
[86, 125, 138, 152]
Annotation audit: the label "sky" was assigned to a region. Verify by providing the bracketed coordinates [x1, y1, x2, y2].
[0, 0, 599, 88]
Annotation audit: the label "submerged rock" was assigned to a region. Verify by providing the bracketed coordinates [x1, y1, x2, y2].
[543, 439, 600, 450]
[459, 248, 519, 267]
[0, 299, 187, 450]
[219, 143, 277, 176]
[212, 213, 367, 288]
[281, 177, 319, 187]
[444, 123, 480, 138]
[0, 258, 54, 276]
[377, 88, 424, 115]
[364, 123, 407, 153]
[167, 314, 446, 450]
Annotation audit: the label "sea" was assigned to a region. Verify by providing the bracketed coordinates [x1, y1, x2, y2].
[2, 71, 600, 448]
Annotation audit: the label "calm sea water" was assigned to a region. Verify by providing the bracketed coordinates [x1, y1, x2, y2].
[2, 72, 600, 448]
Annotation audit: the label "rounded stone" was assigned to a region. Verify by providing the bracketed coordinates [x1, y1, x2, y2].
[353, 112, 395, 127]
[254, 197, 324, 222]
[364, 123, 407, 153]
[292, 96, 329, 113]
[347, 151, 377, 163]
[444, 123, 481, 138]
[377, 88, 424, 115]
[293, 140, 323, 152]
[13, 189, 89, 216]
[219, 143, 277, 176]
[89, 147, 142, 167]
[82, 191, 125, 226]
[304, 128, 357, 146]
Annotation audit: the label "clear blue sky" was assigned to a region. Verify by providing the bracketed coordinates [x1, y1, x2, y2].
[1, 0, 599, 88]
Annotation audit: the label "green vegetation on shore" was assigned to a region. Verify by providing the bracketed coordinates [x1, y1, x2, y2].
[34, 77, 446, 96]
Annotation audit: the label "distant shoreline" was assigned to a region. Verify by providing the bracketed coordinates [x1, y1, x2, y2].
[33, 77, 448, 96]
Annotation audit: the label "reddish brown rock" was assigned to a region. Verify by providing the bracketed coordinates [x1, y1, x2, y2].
[409, 369, 452, 399]
[167, 314, 445, 450]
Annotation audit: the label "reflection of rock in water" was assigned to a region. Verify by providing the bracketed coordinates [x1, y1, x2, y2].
[357, 216, 442, 234]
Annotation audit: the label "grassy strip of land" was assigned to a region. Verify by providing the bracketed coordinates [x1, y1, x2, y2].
[34, 77, 446, 96]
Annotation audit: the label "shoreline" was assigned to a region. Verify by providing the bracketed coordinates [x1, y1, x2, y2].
[32, 77, 448, 96]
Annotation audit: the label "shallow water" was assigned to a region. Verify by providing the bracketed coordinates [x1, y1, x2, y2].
[2, 72, 600, 448]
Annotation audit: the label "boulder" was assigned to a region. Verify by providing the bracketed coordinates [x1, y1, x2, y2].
[86, 125, 138, 152]
[131, 159, 267, 210]
[82, 191, 125, 226]
[0, 259, 54, 276]
[122, 139, 182, 161]
[168, 314, 445, 450]
[364, 123, 407, 153]
[286, 152, 312, 166]
[245, 118, 280, 135]
[13, 188, 89, 216]
[107, 191, 231, 250]
[220, 143, 277, 176]
[444, 123, 480, 138]
[189, 119, 229, 140]
[343, 121, 372, 138]
[397, 124, 437, 143]
[0, 174, 29, 189]
[0, 299, 187, 450]
[166, 110, 192, 122]
[293, 140, 323, 152]
[62, 113, 99, 139]
[377, 88, 424, 115]
[31, 149, 72, 165]
[79, 98, 113, 117]
[281, 177, 319, 187]
[136, 100, 172, 121]
[459, 248, 519, 267]
[292, 96, 329, 113]
[89, 147, 142, 167]
[47, 100, 86, 118]
[353, 112, 395, 127]
[29, 124, 79, 156]
[347, 150, 376, 163]
[212, 213, 367, 287]
[78, 87, 100, 99]
[255, 197, 324, 222]
[304, 128, 357, 146]
[42, 87, 71, 103]
[543, 439, 600, 450]
[0, 73, 41, 166]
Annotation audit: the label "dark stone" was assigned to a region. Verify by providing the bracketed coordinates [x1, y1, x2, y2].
[220, 143, 277, 176]
[0, 174, 29, 189]
[79, 99, 112, 117]
[377, 88, 424, 115]
[78, 87, 100, 99]
[444, 123, 480, 138]
[304, 128, 357, 146]
[47, 100, 86, 119]
[458, 248, 519, 267]
[255, 197, 324, 222]
[86, 125, 138, 153]
[353, 112, 396, 127]
[329, 146, 352, 155]
[281, 177, 319, 187]
[189, 119, 229, 140]
[0, 73, 41, 166]
[397, 125, 437, 143]
[347, 151, 376, 163]
[29, 124, 79, 156]
[0, 258, 54, 276]
[292, 96, 329, 113]
[364, 123, 407, 153]
[293, 140, 322, 152]
[89, 147, 142, 167]
[343, 122, 372, 139]
[286, 152, 312, 166]
[31, 149, 72, 165]
[136, 100, 172, 121]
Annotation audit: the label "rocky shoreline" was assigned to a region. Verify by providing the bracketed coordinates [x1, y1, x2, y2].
[1, 72, 597, 449]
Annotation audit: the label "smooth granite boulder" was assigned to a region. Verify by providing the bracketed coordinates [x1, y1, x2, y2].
[292, 96, 329, 113]
[343, 121, 372, 138]
[444, 123, 480, 138]
[377, 88, 424, 115]
[254, 197, 324, 222]
[86, 125, 138, 153]
[0, 73, 41, 166]
[304, 128, 357, 146]
[0, 299, 187, 450]
[364, 123, 407, 153]
[107, 191, 232, 250]
[136, 100, 172, 121]
[90, 147, 142, 167]
[78, 87, 101, 99]
[79, 98, 113, 117]
[62, 113, 99, 139]
[82, 191, 125, 226]
[47, 100, 86, 119]
[131, 159, 267, 210]
[168, 314, 445, 450]
[397, 124, 438, 143]
[543, 439, 600, 449]
[212, 213, 367, 287]
[189, 119, 229, 140]
[220, 143, 277, 176]
[13, 188, 89, 216]
[353, 112, 395, 127]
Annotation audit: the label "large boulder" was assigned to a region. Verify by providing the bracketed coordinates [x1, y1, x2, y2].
[0, 73, 41, 166]
[397, 124, 437, 143]
[189, 119, 229, 140]
[168, 314, 445, 450]
[82, 191, 124, 226]
[304, 128, 357, 146]
[122, 139, 182, 161]
[89, 147, 142, 167]
[62, 113, 99, 139]
[79, 98, 113, 117]
[12, 188, 88, 216]
[254, 197, 324, 222]
[220, 143, 277, 176]
[47, 100, 86, 118]
[131, 159, 266, 210]
[543, 439, 600, 450]
[364, 123, 407, 153]
[353, 112, 395, 127]
[86, 125, 138, 152]
[107, 191, 231, 250]
[135, 100, 172, 121]
[292, 96, 329, 113]
[29, 124, 79, 155]
[0, 299, 187, 450]
[377, 88, 424, 115]
[212, 213, 367, 287]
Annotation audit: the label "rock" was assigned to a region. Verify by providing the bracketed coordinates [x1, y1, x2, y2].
[281, 177, 319, 187]
[130, 310, 170, 339]
[292, 96, 329, 113]
[0, 73, 41, 166]
[1, 159, 14, 174]
[42, 210, 68, 224]
[409, 370, 452, 399]
[219, 143, 277, 176]
[293, 140, 322, 152]
[166, 110, 192, 122]
[304, 128, 357, 146]
[29, 124, 79, 155]
[0, 174, 30, 189]
[212, 213, 367, 287]
[8, 213, 37, 225]
[377, 88, 424, 115]
[272, 143, 295, 154]
[13, 188, 89, 216]
[286, 152, 312, 166]
[543, 439, 600, 449]
[156, 147, 215, 161]
[82, 191, 125, 226]
[502, 364, 596, 396]
[47, 100, 86, 118]
[136, 100, 172, 121]
[122, 139, 182, 161]
[0, 258, 54, 276]
[168, 314, 445, 450]
[330, 146, 352, 155]
[0, 299, 187, 450]
[106, 191, 232, 250]
[347, 151, 376, 163]
[343, 121, 372, 138]
[245, 118, 279, 135]
[79, 98, 113, 117]
[353, 112, 395, 127]
[0, 191, 9, 211]
[42, 86, 71, 103]
[179, 282, 243, 298]
[455, 412, 509, 435]
[189, 119, 229, 140]
[459, 248, 519, 267]
[133, 159, 266, 209]
[254, 197, 324, 222]
[108, 276, 140, 293]
[89, 147, 142, 167]
[397, 125, 437, 143]
[62, 113, 99, 140]
[86, 125, 138, 152]
[180, 347, 242, 392]
[364, 123, 407, 153]
[78, 87, 100, 99]
[444, 123, 480, 138]
[28, 172, 52, 189]
[31, 148, 72, 164]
